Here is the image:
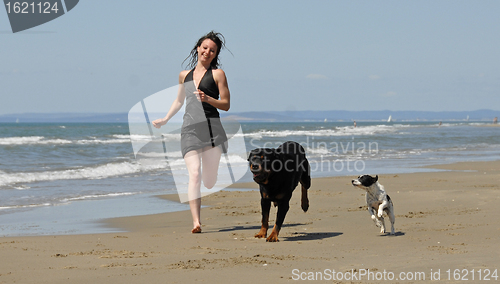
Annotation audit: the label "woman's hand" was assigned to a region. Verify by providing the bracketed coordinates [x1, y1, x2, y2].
[194, 89, 209, 103]
[152, 118, 167, 129]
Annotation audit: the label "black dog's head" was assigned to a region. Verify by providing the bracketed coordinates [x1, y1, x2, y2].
[247, 148, 277, 184]
[351, 174, 378, 189]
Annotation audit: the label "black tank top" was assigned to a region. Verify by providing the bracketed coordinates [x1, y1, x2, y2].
[184, 68, 220, 118]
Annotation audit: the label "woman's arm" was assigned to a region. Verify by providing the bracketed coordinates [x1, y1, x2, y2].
[152, 71, 188, 128]
[196, 69, 230, 111]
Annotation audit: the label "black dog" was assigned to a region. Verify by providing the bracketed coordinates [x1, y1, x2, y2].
[247, 141, 311, 242]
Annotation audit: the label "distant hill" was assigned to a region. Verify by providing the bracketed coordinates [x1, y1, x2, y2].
[0, 110, 497, 123]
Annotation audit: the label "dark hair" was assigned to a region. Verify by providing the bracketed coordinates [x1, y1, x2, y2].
[183, 31, 229, 70]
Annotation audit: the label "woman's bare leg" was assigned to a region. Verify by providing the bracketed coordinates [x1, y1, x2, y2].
[201, 145, 222, 189]
[184, 149, 202, 233]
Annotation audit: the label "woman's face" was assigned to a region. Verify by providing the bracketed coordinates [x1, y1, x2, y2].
[197, 39, 218, 65]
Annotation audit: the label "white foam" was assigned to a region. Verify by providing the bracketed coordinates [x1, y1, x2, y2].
[115, 134, 150, 140]
[0, 203, 52, 210]
[136, 153, 247, 172]
[0, 136, 72, 145]
[306, 147, 331, 155]
[61, 192, 138, 202]
[0, 161, 167, 187]
[124, 133, 181, 142]
[160, 133, 181, 141]
[221, 154, 247, 164]
[75, 138, 131, 144]
[0, 133, 179, 146]
[137, 150, 183, 159]
[0, 135, 135, 146]
[238, 125, 398, 139]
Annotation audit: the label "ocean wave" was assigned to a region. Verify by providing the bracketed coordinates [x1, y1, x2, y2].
[302, 142, 500, 162]
[222, 154, 248, 164]
[364, 143, 500, 160]
[0, 153, 248, 187]
[0, 203, 52, 211]
[0, 192, 140, 211]
[0, 125, 407, 146]
[139, 154, 248, 169]
[115, 134, 149, 140]
[75, 138, 132, 144]
[160, 133, 182, 141]
[137, 150, 183, 159]
[306, 147, 331, 155]
[60, 192, 138, 202]
[0, 136, 72, 145]
[0, 135, 135, 146]
[0, 161, 166, 187]
[237, 125, 398, 139]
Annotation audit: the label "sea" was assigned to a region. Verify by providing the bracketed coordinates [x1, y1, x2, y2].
[1, 121, 499, 236]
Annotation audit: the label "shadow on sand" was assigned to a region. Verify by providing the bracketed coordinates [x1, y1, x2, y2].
[282, 231, 343, 242]
[216, 222, 306, 233]
[214, 223, 343, 242]
[378, 231, 405, 237]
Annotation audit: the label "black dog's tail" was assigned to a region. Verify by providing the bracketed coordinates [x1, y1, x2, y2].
[300, 158, 311, 190]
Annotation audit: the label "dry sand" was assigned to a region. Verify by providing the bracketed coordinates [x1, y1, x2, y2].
[1, 160, 499, 283]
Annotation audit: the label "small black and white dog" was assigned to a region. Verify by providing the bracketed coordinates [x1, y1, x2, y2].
[351, 175, 395, 235]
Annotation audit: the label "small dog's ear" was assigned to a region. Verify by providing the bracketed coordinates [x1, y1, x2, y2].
[375, 175, 378, 182]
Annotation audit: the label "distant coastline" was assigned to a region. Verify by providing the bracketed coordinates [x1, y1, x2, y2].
[0, 109, 498, 123]
[0, 113, 129, 123]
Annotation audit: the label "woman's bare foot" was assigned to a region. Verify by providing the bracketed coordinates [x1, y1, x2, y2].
[191, 225, 202, 233]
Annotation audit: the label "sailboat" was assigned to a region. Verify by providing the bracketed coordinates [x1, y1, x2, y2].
[387, 115, 393, 123]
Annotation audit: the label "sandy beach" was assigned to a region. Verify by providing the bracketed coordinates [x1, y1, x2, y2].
[1, 160, 499, 283]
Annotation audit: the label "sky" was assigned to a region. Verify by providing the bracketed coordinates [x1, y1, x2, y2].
[1, 0, 499, 115]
